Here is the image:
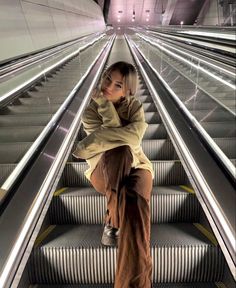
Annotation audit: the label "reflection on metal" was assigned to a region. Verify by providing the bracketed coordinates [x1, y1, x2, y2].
[0, 34, 115, 288]
[126, 34, 236, 280]
[177, 30, 236, 40]
[0, 34, 105, 104]
[0, 35, 108, 203]
[136, 33, 235, 117]
[137, 33, 236, 90]
[129, 34, 235, 178]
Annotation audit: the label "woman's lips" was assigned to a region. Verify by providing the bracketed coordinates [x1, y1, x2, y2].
[104, 89, 112, 96]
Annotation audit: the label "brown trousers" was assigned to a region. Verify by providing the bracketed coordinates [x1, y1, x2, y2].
[90, 145, 153, 288]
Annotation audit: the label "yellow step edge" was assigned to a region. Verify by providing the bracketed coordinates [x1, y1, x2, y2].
[179, 185, 195, 194]
[215, 282, 228, 288]
[34, 225, 56, 248]
[194, 223, 218, 246]
[54, 187, 68, 197]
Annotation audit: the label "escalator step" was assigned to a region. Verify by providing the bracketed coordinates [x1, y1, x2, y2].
[0, 115, 52, 126]
[28, 223, 224, 284]
[71, 139, 178, 161]
[0, 126, 44, 142]
[201, 121, 236, 138]
[49, 186, 200, 224]
[0, 163, 17, 185]
[0, 104, 60, 114]
[77, 124, 168, 140]
[33, 283, 220, 287]
[62, 161, 188, 187]
[19, 96, 66, 105]
[0, 142, 32, 163]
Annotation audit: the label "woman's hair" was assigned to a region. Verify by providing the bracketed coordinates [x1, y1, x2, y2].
[101, 61, 138, 96]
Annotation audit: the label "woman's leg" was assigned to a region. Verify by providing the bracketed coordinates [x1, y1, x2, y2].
[115, 169, 153, 288]
[90, 145, 133, 228]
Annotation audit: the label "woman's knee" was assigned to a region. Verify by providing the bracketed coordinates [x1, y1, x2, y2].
[104, 145, 132, 162]
[126, 169, 153, 201]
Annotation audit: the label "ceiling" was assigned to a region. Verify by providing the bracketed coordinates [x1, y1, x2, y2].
[98, 0, 207, 27]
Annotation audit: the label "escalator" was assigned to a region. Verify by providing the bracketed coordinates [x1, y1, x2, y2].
[17, 36, 234, 288]
[132, 33, 236, 172]
[0, 35, 108, 189]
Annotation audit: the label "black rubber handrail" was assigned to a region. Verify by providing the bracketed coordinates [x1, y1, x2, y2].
[0, 34, 115, 288]
[126, 34, 236, 280]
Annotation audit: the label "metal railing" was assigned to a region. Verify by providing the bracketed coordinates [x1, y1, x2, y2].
[0, 34, 115, 288]
[126, 33, 236, 280]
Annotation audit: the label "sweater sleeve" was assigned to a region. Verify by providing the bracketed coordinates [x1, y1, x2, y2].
[73, 100, 147, 159]
[82, 97, 121, 135]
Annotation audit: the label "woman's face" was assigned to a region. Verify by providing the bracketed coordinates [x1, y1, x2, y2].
[102, 70, 126, 103]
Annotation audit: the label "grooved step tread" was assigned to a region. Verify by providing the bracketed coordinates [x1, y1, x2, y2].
[0, 114, 52, 126]
[54, 186, 192, 197]
[49, 186, 200, 224]
[29, 224, 224, 283]
[33, 283, 219, 287]
[36, 223, 215, 248]
[62, 161, 188, 186]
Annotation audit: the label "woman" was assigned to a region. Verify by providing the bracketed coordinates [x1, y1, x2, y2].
[73, 61, 154, 288]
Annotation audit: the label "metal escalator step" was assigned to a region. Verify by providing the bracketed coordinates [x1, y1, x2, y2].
[0, 126, 44, 142]
[19, 96, 66, 105]
[143, 102, 158, 112]
[144, 124, 167, 139]
[145, 112, 162, 124]
[34, 283, 219, 287]
[0, 104, 60, 114]
[62, 161, 188, 187]
[0, 115, 52, 126]
[141, 139, 178, 160]
[28, 223, 224, 284]
[77, 124, 168, 140]
[26, 91, 70, 98]
[170, 82, 194, 88]
[138, 95, 153, 103]
[214, 138, 236, 158]
[201, 122, 236, 138]
[0, 142, 32, 163]
[191, 109, 235, 122]
[49, 186, 200, 224]
[0, 163, 17, 185]
[39, 82, 77, 88]
[71, 139, 178, 161]
[184, 100, 234, 110]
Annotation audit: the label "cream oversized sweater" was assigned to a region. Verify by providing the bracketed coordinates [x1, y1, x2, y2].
[73, 95, 154, 180]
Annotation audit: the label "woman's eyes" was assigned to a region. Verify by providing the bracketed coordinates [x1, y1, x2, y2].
[104, 77, 122, 89]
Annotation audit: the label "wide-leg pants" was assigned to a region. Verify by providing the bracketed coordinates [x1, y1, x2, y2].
[90, 145, 153, 288]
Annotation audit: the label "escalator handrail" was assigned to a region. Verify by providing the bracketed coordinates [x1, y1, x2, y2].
[0, 34, 106, 204]
[0, 34, 115, 288]
[0, 33, 106, 107]
[141, 29, 235, 71]
[147, 26, 236, 43]
[126, 34, 236, 280]
[137, 27, 236, 56]
[0, 31, 100, 69]
[134, 32, 236, 174]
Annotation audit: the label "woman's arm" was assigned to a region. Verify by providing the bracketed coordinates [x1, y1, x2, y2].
[82, 96, 122, 136]
[73, 100, 147, 159]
